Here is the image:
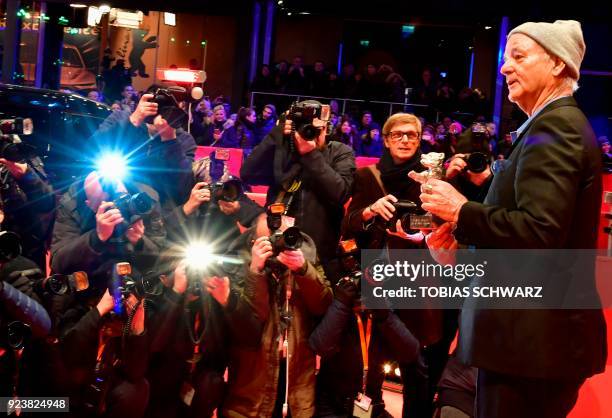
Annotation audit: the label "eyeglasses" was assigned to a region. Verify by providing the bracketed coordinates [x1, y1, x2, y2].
[386, 131, 420, 143]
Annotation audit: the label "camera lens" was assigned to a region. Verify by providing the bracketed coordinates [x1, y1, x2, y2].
[282, 227, 303, 250]
[299, 124, 320, 141]
[466, 152, 488, 173]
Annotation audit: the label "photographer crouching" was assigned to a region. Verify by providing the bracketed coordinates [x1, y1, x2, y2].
[0, 118, 55, 271]
[0, 231, 52, 402]
[48, 167, 165, 417]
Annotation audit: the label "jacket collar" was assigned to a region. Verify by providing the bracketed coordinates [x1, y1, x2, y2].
[510, 95, 578, 147]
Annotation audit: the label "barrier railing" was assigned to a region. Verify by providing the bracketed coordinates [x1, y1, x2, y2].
[248, 91, 432, 121]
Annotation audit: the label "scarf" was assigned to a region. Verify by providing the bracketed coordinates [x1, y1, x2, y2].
[377, 147, 423, 200]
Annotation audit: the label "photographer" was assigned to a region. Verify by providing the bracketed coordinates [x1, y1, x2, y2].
[145, 247, 237, 418]
[221, 213, 332, 418]
[240, 100, 356, 280]
[342, 113, 444, 418]
[50, 171, 164, 280]
[309, 274, 419, 418]
[0, 235, 52, 398]
[56, 277, 150, 417]
[164, 150, 264, 251]
[0, 126, 55, 271]
[91, 88, 197, 210]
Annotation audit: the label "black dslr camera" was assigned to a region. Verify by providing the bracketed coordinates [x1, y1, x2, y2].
[0, 118, 33, 136]
[339, 239, 362, 288]
[0, 118, 33, 162]
[144, 87, 188, 129]
[112, 192, 154, 226]
[287, 100, 331, 140]
[34, 271, 89, 296]
[386, 200, 434, 231]
[208, 178, 244, 203]
[105, 191, 155, 252]
[461, 152, 489, 174]
[267, 203, 303, 255]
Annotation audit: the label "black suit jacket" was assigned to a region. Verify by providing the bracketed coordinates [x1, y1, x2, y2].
[454, 96, 607, 379]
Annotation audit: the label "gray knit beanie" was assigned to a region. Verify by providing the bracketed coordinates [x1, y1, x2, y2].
[508, 20, 585, 80]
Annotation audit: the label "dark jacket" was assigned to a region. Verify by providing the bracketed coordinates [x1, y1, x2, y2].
[146, 287, 230, 418]
[342, 164, 443, 347]
[455, 96, 607, 379]
[220, 124, 257, 149]
[255, 116, 277, 146]
[309, 298, 419, 416]
[0, 157, 55, 270]
[50, 181, 165, 281]
[221, 228, 333, 418]
[91, 110, 197, 208]
[241, 126, 356, 262]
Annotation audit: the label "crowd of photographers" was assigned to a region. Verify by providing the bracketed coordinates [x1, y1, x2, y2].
[0, 86, 511, 418]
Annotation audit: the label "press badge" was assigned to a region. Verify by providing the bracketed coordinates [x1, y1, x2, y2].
[180, 382, 195, 406]
[353, 393, 373, 418]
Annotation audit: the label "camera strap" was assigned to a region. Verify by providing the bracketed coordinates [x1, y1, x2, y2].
[367, 165, 388, 196]
[355, 313, 372, 393]
[280, 275, 293, 418]
[275, 179, 302, 216]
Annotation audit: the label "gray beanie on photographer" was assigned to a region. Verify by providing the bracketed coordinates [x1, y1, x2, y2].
[508, 20, 585, 80]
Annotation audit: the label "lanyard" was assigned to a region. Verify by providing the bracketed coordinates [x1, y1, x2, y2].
[355, 313, 372, 392]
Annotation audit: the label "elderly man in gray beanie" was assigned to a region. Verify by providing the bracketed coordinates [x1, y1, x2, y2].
[410, 20, 607, 418]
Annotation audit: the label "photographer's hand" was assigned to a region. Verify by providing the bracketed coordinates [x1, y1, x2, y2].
[172, 261, 188, 295]
[96, 289, 115, 317]
[129, 94, 158, 127]
[204, 276, 230, 307]
[445, 154, 468, 180]
[250, 236, 274, 274]
[363, 194, 397, 222]
[154, 115, 177, 141]
[183, 182, 210, 216]
[293, 131, 317, 155]
[96, 201, 124, 242]
[277, 249, 307, 272]
[125, 219, 145, 245]
[0, 158, 28, 180]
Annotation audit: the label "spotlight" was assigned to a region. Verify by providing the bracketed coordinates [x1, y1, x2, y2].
[485, 26, 492, 30]
[96, 153, 128, 183]
[394, 368, 401, 377]
[383, 364, 391, 374]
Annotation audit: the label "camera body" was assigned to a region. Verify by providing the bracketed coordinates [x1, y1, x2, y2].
[387, 200, 433, 231]
[207, 178, 243, 203]
[266, 202, 303, 255]
[287, 101, 331, 140]
[269, 227, 303, 255]
[144, 88, 188, 129]
[112, 192, 154, 222]
[34, 272, 89, 296]
[339, 239, 362, 289]
[461, 152, 489, 174]
[0, 118, 33, 136]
